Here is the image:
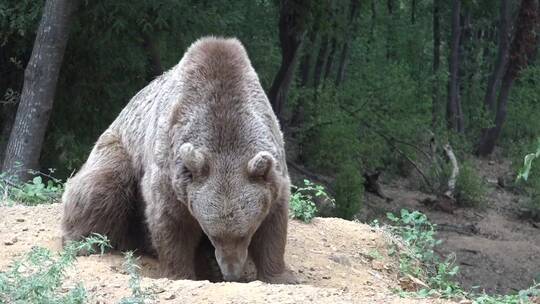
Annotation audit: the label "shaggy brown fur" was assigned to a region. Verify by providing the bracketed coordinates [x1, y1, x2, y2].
[61, 37, 294, 283]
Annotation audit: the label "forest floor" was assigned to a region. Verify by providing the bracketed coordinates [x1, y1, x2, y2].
[361, 158, 540, 295]
[0, 204, 453, 304]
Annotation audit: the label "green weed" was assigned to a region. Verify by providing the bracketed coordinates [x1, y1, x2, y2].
[289, 179, 333, 223]
[0, 234, 110, 304]
[0, 169, 63, 205]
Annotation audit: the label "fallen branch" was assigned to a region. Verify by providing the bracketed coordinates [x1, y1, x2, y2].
[443, 144, 459, 198]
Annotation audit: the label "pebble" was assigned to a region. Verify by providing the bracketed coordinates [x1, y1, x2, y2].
[16, 218, 24, 222]
[164, 294, 176, 300]
[4, 237, 17, 246]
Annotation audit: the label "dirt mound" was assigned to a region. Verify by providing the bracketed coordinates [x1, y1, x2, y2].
[0, 204, 448, 303]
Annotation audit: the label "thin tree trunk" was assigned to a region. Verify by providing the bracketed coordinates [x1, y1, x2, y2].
[141, 31, 164, 80]
[386, 0, 396, 60]
[323, 38, 338, 81]
[432, 0, 441, 127]
[411, 0, 417, 24]
[299, 30, 318, 87]
[447, 0, 464, 133]
[2, 0, 78, 181]
[483, 0, 511, 114]
[335, 0, 361, 86]
[313, 36, 330, 88]
[268, 0, 308, 121]
[477, 0, 539, 156]
[369, 0, 376, 44]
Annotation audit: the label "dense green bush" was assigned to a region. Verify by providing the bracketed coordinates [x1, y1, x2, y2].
[455, 161, 487, 207]
[333, 164, 364, 220]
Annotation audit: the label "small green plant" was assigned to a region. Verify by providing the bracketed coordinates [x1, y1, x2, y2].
[473, 284, 540, 304]
[289, 179, 333, 223]
[384, 209, 463, 298]
[381, 210, 540, 302]
[0, 234, 110, 304]
[119, 251, 154, 304]
[455, 161, 487, 207]
[0, 169, 63, 205]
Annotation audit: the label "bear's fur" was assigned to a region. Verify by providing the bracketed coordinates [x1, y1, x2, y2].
[61, 37, 294, 283]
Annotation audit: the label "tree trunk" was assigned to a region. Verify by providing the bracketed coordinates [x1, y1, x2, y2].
[476, 0, 539, 156]
[447, 0, 464, 133]
[268, 0, 308, 122]
[299, 30, 318, 87]
[432, 0, 441, 127]
[386, 0, 397, 60]
[369, 0, 377, 45]
[2, 0, 78, 181]
[483, 0, 511, 113]
[313, 36, 330, 88]
[141, 31, 164, 81]
[336, 0, 361, 86]
[323, 38, 338, 81]
[411, 0, 417, 24]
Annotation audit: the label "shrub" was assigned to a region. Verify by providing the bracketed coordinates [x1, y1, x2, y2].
[455, 161, 487, 207]
[333, 164, 364, 220]
[289, 179, 333, 223]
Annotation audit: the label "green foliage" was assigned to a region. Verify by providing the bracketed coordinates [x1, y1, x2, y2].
[472, 284, 540, 304]
[118, 251, 153, 304]
[333, 164, 364, 220]
[0, 170, 63, 205]
[384, 210, 463, 298]
[455, 161, 487, 207]
[0, 234, 110, 304]
[289, 179, 333, 223]
[382, 210, 540, 302]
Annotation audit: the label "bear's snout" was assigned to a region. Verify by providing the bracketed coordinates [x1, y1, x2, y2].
[215, 245, 248, 282]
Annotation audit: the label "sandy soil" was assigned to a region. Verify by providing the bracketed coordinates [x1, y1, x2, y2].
[0, 204, 451, 304]
[362, 158, 540, 294]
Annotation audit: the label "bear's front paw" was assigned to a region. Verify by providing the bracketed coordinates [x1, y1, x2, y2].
[258, 269, 299, 284]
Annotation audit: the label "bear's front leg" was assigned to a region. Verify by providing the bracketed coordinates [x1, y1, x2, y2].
[143, 172, 202, 280]
[249, 202, 298, 284]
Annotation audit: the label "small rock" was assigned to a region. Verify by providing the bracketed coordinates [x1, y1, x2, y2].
[22, 228, 29, 231]
[488, 160, 495, 165]
[322, 276, 331, 280]
[4, 237, 18, 246]
[16, 218, 24, 222]
[298, 269, 304, 273]
[309, 267, 315, 271]
[164, 294, 176, 300]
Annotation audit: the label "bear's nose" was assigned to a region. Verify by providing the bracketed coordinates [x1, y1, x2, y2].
[223, 272, 241, 282]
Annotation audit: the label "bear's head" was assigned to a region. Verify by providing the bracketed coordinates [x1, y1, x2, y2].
[172, 142, 280, 281]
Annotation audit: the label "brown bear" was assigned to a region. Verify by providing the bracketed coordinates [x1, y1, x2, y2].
[61, 37, 294, 283]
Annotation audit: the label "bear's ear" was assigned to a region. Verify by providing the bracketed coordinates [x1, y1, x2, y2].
[247, 151, 275, 179]
[178, 143, 207, 176]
